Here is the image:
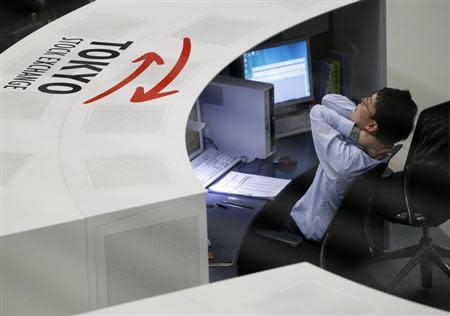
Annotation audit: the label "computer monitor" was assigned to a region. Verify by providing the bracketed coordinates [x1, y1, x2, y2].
[186, 100, 204, 160]
[242, 38, 313, 107]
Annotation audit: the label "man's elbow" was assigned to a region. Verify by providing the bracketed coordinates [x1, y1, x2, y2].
[309, 104, 324, 120]
[321, 94, 339, 106]
[321, 94, 332, 105]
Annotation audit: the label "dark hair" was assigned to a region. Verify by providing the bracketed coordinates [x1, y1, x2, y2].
[373, 88, 418, 144]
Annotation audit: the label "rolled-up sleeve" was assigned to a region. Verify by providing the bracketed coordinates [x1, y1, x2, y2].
[321, 94, 356, 119]
[310, 104, 357, 177]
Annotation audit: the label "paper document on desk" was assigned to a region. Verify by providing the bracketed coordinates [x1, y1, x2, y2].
[209, 171, 291, 199]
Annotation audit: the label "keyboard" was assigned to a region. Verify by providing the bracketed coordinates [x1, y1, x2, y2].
[274, 110, 311, 139]
[191, 148, 241, 187]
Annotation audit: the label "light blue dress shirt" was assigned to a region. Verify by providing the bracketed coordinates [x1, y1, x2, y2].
[290, 94, 388, 241]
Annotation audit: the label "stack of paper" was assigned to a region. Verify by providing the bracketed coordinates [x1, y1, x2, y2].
[209, 171, 291, 199]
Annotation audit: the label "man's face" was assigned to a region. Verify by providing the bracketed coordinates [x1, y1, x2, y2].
[351, 92, 378, 133]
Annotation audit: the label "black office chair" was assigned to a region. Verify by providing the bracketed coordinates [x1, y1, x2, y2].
[237, 156, 394, 276]
[318, 161, 394, 273]
[371, 101, 450, 293]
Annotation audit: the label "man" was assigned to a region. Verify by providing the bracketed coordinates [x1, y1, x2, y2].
[289, 88, 418, 242]
[238, 88, 418, 275]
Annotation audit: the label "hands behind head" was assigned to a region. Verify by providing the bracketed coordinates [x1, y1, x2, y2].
[358, 130, 392, 160]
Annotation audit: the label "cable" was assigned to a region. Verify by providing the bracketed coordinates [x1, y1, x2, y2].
[204, 136, 218, 150]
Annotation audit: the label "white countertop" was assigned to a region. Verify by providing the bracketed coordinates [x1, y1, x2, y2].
[80, 262, 446, 315]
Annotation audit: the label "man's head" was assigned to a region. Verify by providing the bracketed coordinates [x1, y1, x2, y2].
[351, 88, 418, 145]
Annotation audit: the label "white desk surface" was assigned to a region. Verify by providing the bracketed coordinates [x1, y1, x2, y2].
[81, 262, 446, 315]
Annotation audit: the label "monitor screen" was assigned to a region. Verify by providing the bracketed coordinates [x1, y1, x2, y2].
[186, 101, 204, 160]
[242, 39, 312, 105]
[186, 129, 202, 159]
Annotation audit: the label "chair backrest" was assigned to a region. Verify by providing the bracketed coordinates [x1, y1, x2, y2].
[404, 101, 450, 226]
[323, 162, 389, 261]
[322, 142, 404, 257]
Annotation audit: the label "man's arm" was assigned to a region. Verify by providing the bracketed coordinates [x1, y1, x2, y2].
[321, 94, 356, 120]
[309, 104, 360, 177]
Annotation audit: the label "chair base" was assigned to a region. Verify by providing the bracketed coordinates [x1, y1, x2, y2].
[376, 226, 450, 293]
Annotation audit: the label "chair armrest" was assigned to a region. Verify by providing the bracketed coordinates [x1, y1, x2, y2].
[386, 211, 426, 226]
[255, 229, 303, 247]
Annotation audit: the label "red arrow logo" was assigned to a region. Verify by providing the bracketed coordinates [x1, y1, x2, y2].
[130, 37, 191, 102]
[83, 37, 191, 104]
[84, 52, 164, 104]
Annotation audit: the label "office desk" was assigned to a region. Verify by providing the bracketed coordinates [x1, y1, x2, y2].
[206, 132, 318, 280]
[206, 130, 387, 282]
[81, 262, 446, 315]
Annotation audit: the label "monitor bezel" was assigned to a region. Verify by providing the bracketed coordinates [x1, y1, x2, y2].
[240, 37, 314, 108]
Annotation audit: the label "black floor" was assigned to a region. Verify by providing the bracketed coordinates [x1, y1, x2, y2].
[0, 0, 91, 53]
[354, 225, 450, 311]
[325, 224, 450, 311]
